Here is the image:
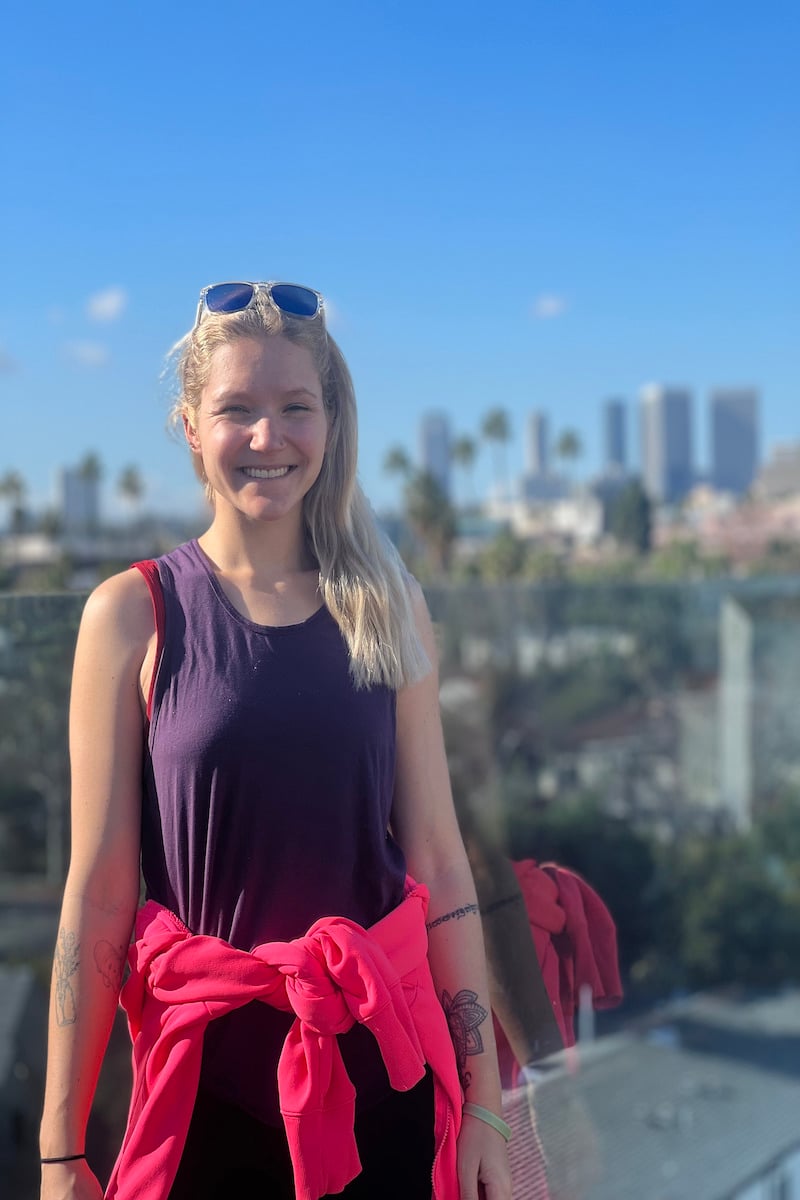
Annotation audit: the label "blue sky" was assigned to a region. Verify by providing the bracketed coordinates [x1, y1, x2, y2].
[1, 0, 797, 519]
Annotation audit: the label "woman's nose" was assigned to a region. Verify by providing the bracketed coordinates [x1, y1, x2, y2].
[250, 416, 285, 450]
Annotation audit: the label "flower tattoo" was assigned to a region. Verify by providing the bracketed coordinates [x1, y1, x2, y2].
[442, 988, 488, 1092]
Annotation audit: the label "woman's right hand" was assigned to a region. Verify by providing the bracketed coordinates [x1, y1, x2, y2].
[40, 1158, 104, 1200]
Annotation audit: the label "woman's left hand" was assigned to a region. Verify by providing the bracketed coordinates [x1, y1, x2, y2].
[457, 1110, 513, 1200]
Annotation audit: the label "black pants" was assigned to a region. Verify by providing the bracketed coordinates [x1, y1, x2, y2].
[168, 1070, 435, 1199]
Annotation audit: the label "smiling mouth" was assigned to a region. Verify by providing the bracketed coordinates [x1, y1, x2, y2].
[241, 466, 295, 480]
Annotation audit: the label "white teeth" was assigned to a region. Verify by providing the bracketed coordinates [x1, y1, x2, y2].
[242, 466, 292, 479]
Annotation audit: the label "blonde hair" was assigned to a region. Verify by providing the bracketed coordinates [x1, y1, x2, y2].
[168, 293, 429, 689]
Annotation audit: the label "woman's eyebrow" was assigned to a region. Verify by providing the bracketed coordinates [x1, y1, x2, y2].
[207, 385, 320, 405]
[281, 387, 322, 400]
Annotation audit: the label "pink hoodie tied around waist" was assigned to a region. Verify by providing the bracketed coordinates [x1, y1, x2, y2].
[105, 878, 462, 1200]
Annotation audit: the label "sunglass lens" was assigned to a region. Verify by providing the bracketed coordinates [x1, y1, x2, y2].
[205, 283, 256, 314]
[270, 284, 320, 318]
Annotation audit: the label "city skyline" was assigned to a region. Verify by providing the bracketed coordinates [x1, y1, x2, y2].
[0, 377, 771, 526]
[403, 382, 764, 508]
[1, 2, 796, 519]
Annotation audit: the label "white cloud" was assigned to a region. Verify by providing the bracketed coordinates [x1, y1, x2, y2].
[87, 285, 128, 322]
[532, 293, 567, 319]
[63, 341, 110, 367]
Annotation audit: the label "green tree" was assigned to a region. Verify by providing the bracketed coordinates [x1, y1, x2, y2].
[76, 450, 103, 534]
[0, 469, 27, 533]
[554, 429, 582, 479]
[78, 451, 103, 484]
[118, 464, 145, 519]
[478, 528, 527, 582]
[404, 470, 456, 575]
[451, 435, 478, 508]
[383, 444, 413, 493]
[678, 836, 800, 988]
[609, 478, 652, 554]
[647, 539, 704, 580]
[481, 408, 511, 497]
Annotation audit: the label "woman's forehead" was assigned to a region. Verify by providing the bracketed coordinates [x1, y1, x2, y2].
[204, 335, 322, 395]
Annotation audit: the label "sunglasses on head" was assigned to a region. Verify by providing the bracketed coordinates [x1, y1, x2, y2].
[193, 281, 324, 330]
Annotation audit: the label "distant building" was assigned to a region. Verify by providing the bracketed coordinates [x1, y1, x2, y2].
[603, 398, 627, 474]
[525, 410, 549, 475]
[710, 387, 760, 495]
[520, 411, 571, 502]
[59, 466, 99, 534]
[752, 441, 800, 501]
[640, 384, 694, 504]
[418, 412, 451, 497]
[521, 473, 569, 503]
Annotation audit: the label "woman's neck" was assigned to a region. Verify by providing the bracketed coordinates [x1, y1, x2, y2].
[198, 508, 316, 584]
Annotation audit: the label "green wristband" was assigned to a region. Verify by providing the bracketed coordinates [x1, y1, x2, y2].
[462, 1102, 512, 1143]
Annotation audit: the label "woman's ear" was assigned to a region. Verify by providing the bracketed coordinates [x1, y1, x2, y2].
[183, 411, 202, 454]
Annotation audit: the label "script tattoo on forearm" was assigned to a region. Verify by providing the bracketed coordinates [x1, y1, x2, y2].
[442, 988, 489, 1092]
[480, 893, 525, 918]
[55, 929, 80, 1026]
[426, 903, 479, 932]
[94, 940, 125, 991]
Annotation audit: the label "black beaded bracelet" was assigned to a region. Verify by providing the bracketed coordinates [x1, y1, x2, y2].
[41, 1153, 86, 1164]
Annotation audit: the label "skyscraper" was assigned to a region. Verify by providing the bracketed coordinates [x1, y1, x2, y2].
[418, 411, 452, 497]
[603, 398, 627, 474]
[710, 388, 760, 495]
[639, 385, 694, 504]
[525, 410, 549, 475]
[59, 466, 100, 534]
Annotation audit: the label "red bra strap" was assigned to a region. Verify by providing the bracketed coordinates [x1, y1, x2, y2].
[132, 560, 165, 724]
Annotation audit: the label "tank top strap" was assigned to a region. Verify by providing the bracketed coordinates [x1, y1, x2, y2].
[131, 559, 165, 724]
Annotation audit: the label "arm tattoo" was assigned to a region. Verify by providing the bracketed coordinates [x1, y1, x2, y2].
[55, 929, 80, 1026]
[480, 893, 525, 918]
[426, 903, 479, 932]
[442, 988, 489, 1092]
[94, 940, 125, 991]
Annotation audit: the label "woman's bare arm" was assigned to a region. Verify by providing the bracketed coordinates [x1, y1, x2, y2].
[39, 570, 154, 1195]
[391, 583, 511, 1200]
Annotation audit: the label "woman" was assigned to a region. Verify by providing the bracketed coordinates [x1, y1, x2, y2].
[39, 281, 512, 1200]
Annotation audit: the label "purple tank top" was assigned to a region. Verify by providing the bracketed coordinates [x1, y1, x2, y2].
[141, 539, 407, 1122]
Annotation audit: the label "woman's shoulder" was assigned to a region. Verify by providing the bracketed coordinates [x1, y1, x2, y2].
[79, 567, 155, 653]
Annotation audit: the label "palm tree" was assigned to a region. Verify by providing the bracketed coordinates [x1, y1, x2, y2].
[451, 435, 478, 509]
[383, 445, 413, 516]
[383, 445, 413, 480]
[0, 469, 27, 533]
[480, 408, 511, 498]
[78, 451, 103, 484]
[404, 470, 456, 575]
[118, 464, 145, 523]
[554, 429, 582, 482]
[76, 451, 103, 534]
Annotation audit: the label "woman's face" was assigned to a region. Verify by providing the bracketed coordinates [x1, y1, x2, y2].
[185, 334, 328, 527]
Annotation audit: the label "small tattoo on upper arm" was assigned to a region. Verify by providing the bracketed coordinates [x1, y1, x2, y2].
[94, 940, 125, 991]
[442, 988, 489, 1092]
[426, 903, 479, 932]
[55, 929, 80, 1026]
